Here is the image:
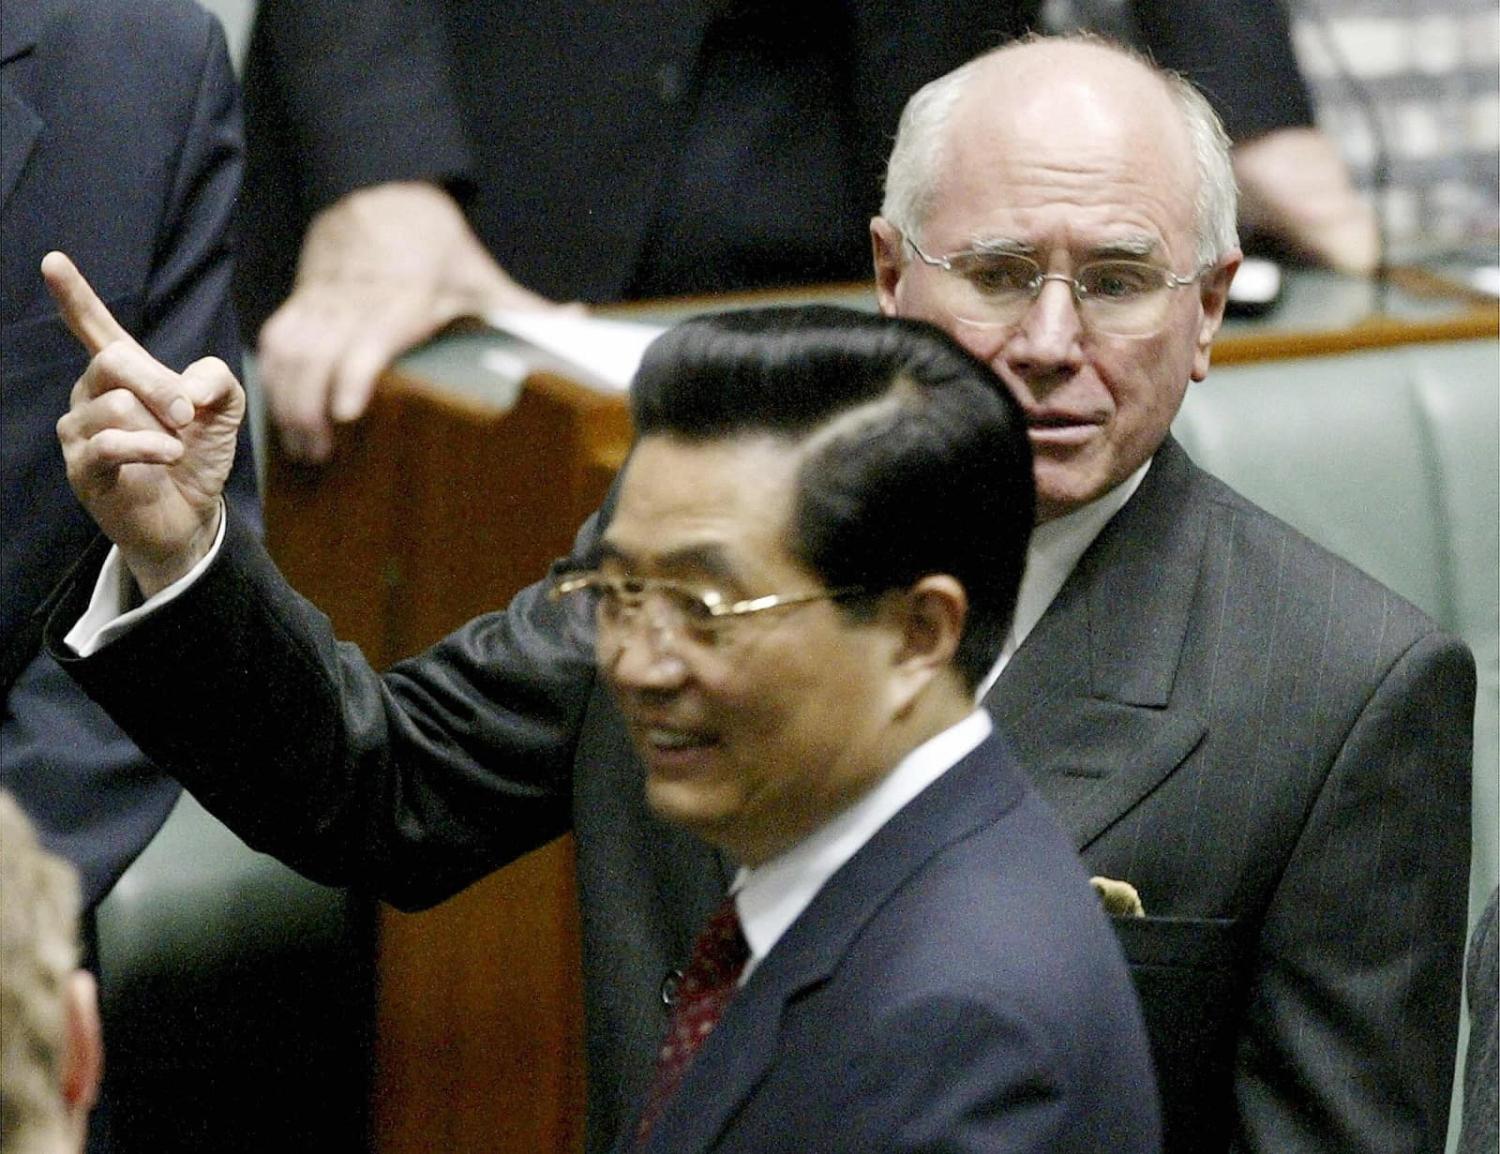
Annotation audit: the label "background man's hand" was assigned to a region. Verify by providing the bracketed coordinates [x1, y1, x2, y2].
[259, 181, 568, 463]
[45, 252, 243, 598]
[1233, 127, 1380, 275]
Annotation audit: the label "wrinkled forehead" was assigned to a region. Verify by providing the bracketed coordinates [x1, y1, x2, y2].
[931, 46, 1199, 246]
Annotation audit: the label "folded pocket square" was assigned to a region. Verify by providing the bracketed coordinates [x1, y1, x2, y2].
[1091, 875, 1144, 917]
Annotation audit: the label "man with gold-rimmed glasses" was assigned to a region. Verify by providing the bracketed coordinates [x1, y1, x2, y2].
[41, 33, 1472, 1154]
[534, 304, 1155, 1152]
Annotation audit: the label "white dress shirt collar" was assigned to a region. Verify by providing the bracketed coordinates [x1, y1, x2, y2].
[732, 708, 992, 980]
[974, 458, 1151, 701]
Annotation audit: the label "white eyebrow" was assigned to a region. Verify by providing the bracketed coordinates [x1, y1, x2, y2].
[1087, 235, 1160, 260]
[963, 234, 1162, 261]
[967, 236, 1034, 258]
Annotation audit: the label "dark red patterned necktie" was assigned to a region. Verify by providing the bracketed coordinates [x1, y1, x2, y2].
[635, 896, 750, 1146]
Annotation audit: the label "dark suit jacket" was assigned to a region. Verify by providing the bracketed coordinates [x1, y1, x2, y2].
[988, 438, 1474, 1153]
[0, 0, 259, 909]
[233, 0, 1313, 332]
[46, 440, 1471, 1154]
[624, 732, 1159, 1154]
[1459, 885, 1498, 1154]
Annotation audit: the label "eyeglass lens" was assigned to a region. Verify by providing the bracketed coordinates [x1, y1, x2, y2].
[931, 253, 1189, 337]
[584, 579, 724, 645]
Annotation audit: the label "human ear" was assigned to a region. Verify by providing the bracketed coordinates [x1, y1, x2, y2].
[871, 217, 906, 318]
[61, 969, 103, 1117]
[1192, 250, 1241, 381]
[887, 574, 967, 713]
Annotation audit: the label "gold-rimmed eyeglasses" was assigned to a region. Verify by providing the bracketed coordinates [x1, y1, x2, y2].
[904, 236, 1207, 338]
[550, 571, 866, 649]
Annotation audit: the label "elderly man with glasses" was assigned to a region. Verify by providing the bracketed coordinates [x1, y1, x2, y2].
[41, 34, 1472, 1154]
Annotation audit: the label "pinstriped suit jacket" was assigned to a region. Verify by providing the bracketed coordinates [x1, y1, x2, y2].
[988, 437, 1474, 1153]
[48, 437, 1473, 1154]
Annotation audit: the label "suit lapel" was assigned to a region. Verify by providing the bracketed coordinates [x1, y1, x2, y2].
[987, 439, 1210, 849]
[0, 5, 43, 212]
[639, 982, 782, 1154]
[641, 737, 1025, 1154]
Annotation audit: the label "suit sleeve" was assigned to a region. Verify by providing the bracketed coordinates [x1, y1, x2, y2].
[45, 505, 606, 911]
[1129, 0, 1316, 140]
[1461, 886, 1499, 1152]
[235, 0, 474, 333]
[243, 0, 472, 212]
[1233, 630, 1474, 1154]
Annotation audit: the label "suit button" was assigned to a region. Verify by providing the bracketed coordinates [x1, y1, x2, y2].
[660, 968, 683, 1007]
[654, 63, 684, 104]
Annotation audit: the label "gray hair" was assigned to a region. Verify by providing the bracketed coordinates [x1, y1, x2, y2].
[881, 34, 1239, 269]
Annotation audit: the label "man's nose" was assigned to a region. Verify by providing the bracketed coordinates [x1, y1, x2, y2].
[603, 623, 689, 692]
[1006, 278, 1085, 376]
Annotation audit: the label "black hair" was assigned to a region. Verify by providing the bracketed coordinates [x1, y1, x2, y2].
[629, 305, 1033, 690]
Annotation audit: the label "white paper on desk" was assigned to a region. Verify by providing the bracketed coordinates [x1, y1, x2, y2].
[485, 309, 667, 393]
[1470, 266, 1500, 298]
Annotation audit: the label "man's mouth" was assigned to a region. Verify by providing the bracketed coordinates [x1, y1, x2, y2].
[632, 723, 721, 775]
[1025, 411, 1101, 446]
[644, 727, 715, 751]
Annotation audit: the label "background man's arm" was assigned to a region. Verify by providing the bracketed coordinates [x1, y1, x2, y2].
[1129, 0, 1379, 273]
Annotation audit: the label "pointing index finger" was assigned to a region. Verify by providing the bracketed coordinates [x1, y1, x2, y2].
[41, 251, 137, 356]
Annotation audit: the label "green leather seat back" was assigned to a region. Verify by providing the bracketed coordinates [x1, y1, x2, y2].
[1175, 340, 1497, 631]
[96, 794, 373, 1152]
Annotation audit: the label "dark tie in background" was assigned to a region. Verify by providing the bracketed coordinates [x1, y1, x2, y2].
[635, 896, 750, 1145]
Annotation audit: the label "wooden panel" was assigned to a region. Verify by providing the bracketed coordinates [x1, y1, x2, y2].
[371, 844, 586, 1154]
[1214, 301, 1500, 364]
[263, 366, 631, 1154]
[265, 367, 630, 667]
[263, 384, 407, 663]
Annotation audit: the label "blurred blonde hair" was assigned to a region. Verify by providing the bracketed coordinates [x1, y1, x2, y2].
[0, 792, 81, 1154]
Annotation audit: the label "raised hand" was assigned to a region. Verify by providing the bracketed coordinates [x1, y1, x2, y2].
[45, 251, 244, 598]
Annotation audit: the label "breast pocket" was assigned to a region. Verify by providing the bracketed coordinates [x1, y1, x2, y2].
[1112, 915, 1250, 1154]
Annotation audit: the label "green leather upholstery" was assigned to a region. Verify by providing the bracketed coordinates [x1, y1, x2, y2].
[95, 793, 372, 1152]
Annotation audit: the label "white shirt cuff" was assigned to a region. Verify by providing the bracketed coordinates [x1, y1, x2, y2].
[64, 502, 228, 657]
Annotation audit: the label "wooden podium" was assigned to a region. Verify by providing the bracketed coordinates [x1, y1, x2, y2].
[264, 352, 628, 1154]
[262, 272, 1496, 1154]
